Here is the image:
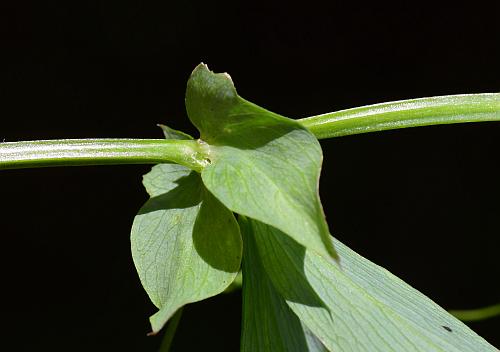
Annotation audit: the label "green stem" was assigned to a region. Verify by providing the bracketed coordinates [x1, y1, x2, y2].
[449, 303, 500, 322]
[298, 93, 500, 139]
[0, 139, 208, 172]
[158, 308, 183, 352]
[1, 95, 498, 171]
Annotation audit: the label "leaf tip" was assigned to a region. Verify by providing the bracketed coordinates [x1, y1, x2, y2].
[194, 61, 209, 73]
[328, 239, 339, 257]
[324, 244, 341, 265]
[148, 305, 178, 336]
[156, 123, 194, 140]
[186, 63, 239, 138]
[190, 62, 235, 88]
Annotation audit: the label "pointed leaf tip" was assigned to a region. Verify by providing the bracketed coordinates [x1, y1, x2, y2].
[157, 123, 193, 140]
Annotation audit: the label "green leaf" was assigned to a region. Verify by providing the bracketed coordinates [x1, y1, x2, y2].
[131, 163, 242, 334]
[157, 124, 194, 140]
[239, 216, 327, 352]
[249, 218, 497, 352]
[185, 63, 336, 259]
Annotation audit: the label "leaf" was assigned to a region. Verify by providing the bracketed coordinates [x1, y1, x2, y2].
[185, 63, 336, 259]
[157, 124, 194, 140]
[142, 125, 195, 197]
[131, 163, 242, 334]
[239, 216, 328, 352]
[248, 218, 497, 352]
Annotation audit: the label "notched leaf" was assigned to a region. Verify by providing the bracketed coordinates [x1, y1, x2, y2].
[186, 63, 238, 142]
[185, 63, 337, 260]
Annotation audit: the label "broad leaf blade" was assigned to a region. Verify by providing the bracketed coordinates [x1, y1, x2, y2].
[131, 164, 242, 334]
[239, 216, 327, 352]
[249, 219, 497, 352]
[186, 63, 336, 259]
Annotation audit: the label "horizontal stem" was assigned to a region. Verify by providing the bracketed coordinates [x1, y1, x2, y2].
[298, 93, 500, 139]
[1, 94, 498, 170]
[0, 139, 208, 172]
[449, 303, 500, 322]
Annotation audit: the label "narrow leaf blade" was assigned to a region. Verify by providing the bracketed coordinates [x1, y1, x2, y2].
[239, 216, 327, 352]
[250, 219, 497, 352]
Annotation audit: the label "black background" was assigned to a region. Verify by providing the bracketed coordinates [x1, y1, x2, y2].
[1, 1, 499, 351]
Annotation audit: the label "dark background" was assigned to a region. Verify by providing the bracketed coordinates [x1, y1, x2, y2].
[1, 1, 499, 350]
